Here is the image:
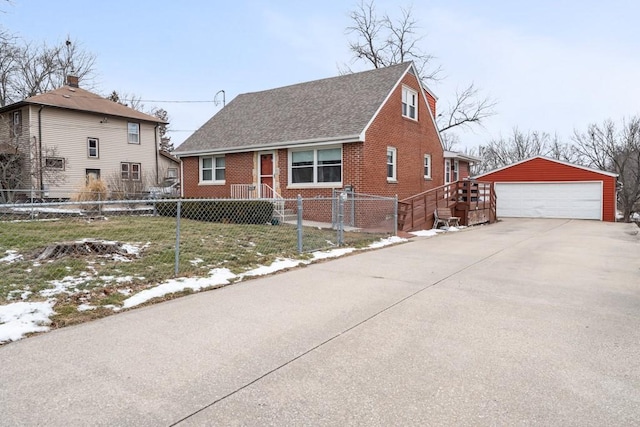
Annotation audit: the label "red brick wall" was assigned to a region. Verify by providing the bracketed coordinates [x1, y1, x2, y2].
[360, 72, 444, 200]
[181, 152, 254, 198]
[425, 91, 436, 117]
[180, 71, 444, 203]
[459, 161, 470, 180]
[478, 157, 617, 222]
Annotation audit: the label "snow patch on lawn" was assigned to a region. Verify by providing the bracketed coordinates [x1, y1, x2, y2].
[0, 234, 416, 343]
[0, 250, 23, 263]
[410, 229, 441, 237]
[0, 300, 56, 343]
[239, 258, 304, 278]
[312, 247, 356, 259]
[122, 268, 236, 309]
[367, 235, 408, 248]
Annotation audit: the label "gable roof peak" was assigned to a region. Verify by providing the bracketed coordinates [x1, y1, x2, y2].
[175, 62, 416, 155]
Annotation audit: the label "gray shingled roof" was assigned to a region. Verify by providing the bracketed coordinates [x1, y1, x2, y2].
[0, 86, 166, 124]
[175, 63, 413, 154]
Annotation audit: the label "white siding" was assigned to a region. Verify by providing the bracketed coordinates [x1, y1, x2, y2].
[27, 105, 159, 198]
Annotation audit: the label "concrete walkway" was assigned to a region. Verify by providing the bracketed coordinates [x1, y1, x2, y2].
[1, 219, 639, 426]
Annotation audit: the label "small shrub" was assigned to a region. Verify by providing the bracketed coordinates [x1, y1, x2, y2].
[71, 177, 108, 202]
[155, 200, 274, 224]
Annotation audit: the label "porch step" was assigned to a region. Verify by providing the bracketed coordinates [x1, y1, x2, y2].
[273, 208, 297, 223]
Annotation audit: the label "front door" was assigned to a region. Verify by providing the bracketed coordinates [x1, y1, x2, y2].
[259, 153, 274, 196]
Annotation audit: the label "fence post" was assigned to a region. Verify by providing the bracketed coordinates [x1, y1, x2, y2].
[331, 188, 337, 228]
[394, 195, 398, 236]
[297, 195, 303, 253]
[337, 191, 345, 246]
[174, 199, 182, 276]
[350, 189, 355, 227]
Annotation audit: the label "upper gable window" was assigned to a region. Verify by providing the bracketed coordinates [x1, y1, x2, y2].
[128, 123, 140, 144]
[402, 87, 418, 120]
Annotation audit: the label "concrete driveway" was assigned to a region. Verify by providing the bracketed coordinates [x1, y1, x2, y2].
[1, 219, 639, 426]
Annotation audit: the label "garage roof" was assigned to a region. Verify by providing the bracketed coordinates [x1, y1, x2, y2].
[474, 156, 618, 179]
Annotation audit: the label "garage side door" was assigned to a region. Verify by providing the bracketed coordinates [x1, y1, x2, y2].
[495, 182, 602, 220]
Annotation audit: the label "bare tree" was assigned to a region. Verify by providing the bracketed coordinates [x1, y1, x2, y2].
[0, 113, 66, 202]
[107, 90, 146, 112]
[0, 35, 96, 106]
[345, 0, 496, 136]
[151, 108, 173, 152]
[472, 128, 573, 175]
[573, 117, 640, 222]
[346, 0, 441, 81]
[439, 132, 459, 151]
[437, 83, 497, 133]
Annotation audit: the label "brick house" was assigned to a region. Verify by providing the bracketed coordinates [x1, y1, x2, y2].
[174, 62, 475, 203]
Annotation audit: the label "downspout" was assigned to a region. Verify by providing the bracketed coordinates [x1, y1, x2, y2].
[154, 123, 160, 185]
[38, 105, 44, 192]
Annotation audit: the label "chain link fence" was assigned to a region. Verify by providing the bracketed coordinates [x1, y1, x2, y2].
[0, 191, 396, 308]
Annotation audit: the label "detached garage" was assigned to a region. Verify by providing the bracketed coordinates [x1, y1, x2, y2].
[475, 156, 618, 222]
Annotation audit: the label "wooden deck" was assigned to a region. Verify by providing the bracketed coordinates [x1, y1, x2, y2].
[397, 180, 497, 232]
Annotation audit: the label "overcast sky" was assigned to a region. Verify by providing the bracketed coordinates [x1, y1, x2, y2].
[3, 0, 639, 150]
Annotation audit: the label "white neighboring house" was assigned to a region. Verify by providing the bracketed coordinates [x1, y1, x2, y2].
[0, 75, 169, 200]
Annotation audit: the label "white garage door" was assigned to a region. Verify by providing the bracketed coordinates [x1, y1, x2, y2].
[495, 182, 602, 220]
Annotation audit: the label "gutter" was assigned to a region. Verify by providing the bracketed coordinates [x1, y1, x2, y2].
[154, 123, 159, 185]
[38, 106, 44, 192]
[173, 134, 362, 158]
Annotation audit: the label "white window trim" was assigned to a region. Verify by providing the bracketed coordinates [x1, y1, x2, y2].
[402, 86, 418, 120]
[45, 157, 65, 170]
[453, 159, 459, 182]
[423, 154, 432, 180]
[287, 145, 343, 189]
[87, 137, 99, 158]
[127, 122, 140, 144]
[199, 155, 226, 185]
[445, 159, 451, 184]
[387, 146, 397, 183]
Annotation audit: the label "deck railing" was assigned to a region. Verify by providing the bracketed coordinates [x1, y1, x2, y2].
[398, 180, 496, 232]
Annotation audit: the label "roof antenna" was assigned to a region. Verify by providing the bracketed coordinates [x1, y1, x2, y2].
[214, 90, 225, 107]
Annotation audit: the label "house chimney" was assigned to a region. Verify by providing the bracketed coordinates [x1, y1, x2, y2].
[67, 75, 79, 88]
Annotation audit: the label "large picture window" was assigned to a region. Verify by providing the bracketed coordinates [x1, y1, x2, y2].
[290, 146, 342, 186]
[200, 156, 225, 183]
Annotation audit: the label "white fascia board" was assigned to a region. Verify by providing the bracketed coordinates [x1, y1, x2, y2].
[359, 63, 413, 141]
